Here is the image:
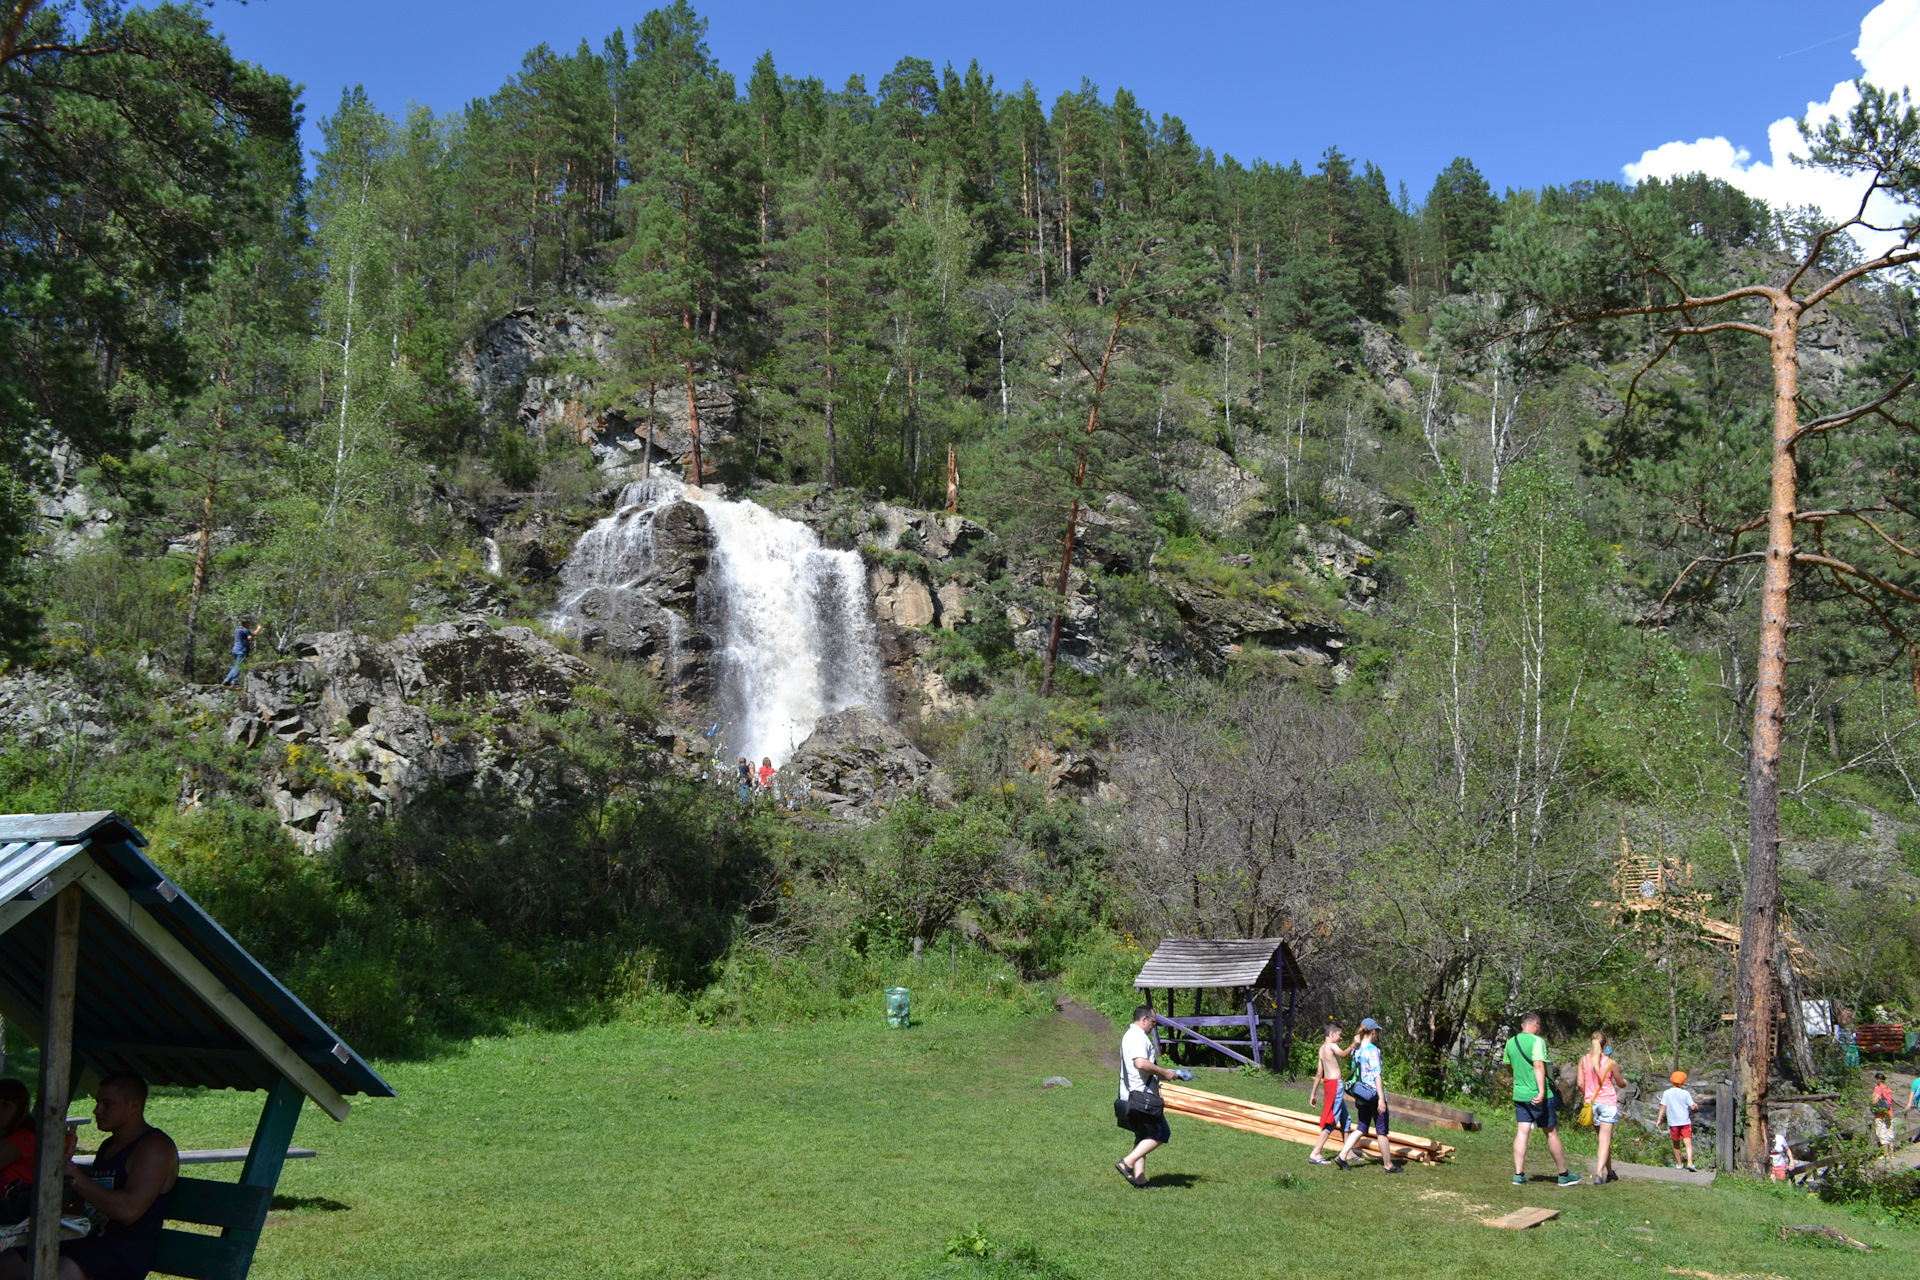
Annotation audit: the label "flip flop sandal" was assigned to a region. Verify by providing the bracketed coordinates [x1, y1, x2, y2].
[1308, 1157, 1332, 1165]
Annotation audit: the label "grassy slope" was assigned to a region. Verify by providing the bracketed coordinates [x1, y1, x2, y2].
[144, 1010, 1909, 1280]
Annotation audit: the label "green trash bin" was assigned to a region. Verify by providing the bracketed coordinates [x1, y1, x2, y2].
[886, 987, 911, 1028]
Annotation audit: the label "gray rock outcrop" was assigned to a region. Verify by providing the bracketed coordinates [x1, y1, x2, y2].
[231, 619, 617, 850]
[455, 304, 737, 470]
[785, 704, 949, 825]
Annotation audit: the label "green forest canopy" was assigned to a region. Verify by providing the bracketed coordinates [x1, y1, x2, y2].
[3, 0, 1918, 1114]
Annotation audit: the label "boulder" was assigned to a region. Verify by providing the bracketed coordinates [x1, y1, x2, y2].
[1160, 580, 1347, 678]
[869, 563, 937, 627]
[786, 704, 948, 824]
[1172, 444, 1267, 531]
[1293, 522, 1383, 606]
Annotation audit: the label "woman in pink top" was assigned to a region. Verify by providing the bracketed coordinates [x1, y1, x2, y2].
[1580, 1030, 1620, 1185]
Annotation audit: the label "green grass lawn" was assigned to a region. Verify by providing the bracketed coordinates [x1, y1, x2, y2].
[142, 1008, 1912, 1279]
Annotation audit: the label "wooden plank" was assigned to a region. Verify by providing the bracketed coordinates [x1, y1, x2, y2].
[32, 886, 80, 1280]
[1156, 1020, 1256, 1067]
[1716, 1082, 1734, 1175]
[1381, 1091, 1480, 1131]
[73, 1147, 316, 1168]
[75, 864, 350, 1122]
[1486, 1208, 1559, 1230]
[1161, 1084, 1455, 1162]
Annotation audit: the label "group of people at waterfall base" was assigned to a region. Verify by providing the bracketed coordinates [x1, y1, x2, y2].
[735, 755, 777, 802]
[1113, 1008, 1726, 1188]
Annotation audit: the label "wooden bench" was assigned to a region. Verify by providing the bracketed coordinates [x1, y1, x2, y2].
[150, 1178, 272, 1280]
[73, 1148, 315, 1169]
[1855, 1023, 1906, 1054]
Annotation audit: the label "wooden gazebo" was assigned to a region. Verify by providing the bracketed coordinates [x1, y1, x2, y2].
[1135, 937, 1307, 1072]
[0, 812, 393, 1280]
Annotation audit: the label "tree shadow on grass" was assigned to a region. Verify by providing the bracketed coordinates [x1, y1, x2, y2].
[271, 1195, 352, 1212]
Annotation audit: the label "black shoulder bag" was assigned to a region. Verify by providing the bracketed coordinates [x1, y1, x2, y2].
[1113, 1061, 1165, 1128]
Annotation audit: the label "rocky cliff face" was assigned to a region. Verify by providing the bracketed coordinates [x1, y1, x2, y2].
[455, 304, 737, 473]
[223, 619, 638, 850]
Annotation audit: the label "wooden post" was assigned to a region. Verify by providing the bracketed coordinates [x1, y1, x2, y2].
[1246, 996, 1260, 1072]
[1281, 985, 1297, 1075]
[32, 886, 81, 1280]
[226, 1078, 306, 1275]
[912, 937, 923, 971]
[1716, 1081, 1735, 1173]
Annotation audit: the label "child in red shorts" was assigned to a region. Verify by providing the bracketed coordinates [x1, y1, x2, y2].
[1659, 1070, 1699, 1171]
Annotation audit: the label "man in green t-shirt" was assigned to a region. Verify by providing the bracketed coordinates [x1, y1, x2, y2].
[1506, 1012, 1577, 1187]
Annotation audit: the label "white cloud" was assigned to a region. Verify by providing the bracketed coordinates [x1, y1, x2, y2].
[1623, 0, 1919, 254]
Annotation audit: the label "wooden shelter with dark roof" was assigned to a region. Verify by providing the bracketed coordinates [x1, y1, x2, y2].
[0, 811, 393, 1280]
[1134, 937, 1307, 1071]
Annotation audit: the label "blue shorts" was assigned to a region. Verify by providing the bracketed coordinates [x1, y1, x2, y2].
[1515, 1096, 1559, 1129]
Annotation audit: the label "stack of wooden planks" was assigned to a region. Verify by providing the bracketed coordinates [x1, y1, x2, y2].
[1160, 1084, 1457, 1164]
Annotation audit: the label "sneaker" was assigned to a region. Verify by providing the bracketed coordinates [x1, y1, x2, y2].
[1590, 1174, 1605, 1186]
[1512, 1174, 1527, 1186]
[1685, 1165, 1698, 1173]
[1556, 1172, 1582, 1187]
[1383, 1165, 1404, 1174]
[1335, 1158, 1350, 1171]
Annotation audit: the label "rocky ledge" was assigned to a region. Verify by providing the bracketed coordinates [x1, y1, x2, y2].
[225, 619, 638, 850]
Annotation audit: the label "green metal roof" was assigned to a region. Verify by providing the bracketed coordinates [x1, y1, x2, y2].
[0, 812, 392, 1109]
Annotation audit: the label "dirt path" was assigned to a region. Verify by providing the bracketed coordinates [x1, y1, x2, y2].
[1055, 996, 1120, 1067]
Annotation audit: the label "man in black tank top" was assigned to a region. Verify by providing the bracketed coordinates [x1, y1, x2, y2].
[0, 1071, 179, 1280]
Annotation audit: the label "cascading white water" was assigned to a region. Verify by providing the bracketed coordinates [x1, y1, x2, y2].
[550, 477, 883, 766]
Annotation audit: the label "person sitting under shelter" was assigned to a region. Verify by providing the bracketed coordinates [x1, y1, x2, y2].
[0, 1071, 179, 1280]
[0, 1081, 34, 1220]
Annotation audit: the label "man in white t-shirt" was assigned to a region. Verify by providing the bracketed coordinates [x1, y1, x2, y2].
[1115, 1005, 1189, 1186]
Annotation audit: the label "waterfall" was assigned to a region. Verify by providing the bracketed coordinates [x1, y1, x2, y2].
[551, 477, 884, 766]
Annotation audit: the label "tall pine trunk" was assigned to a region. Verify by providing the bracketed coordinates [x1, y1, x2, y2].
[682, 309, 701, 486]
[182, 353, 232, 683]
[1733, 299, 1801, 1173]
[1041, 302, 1128, 695]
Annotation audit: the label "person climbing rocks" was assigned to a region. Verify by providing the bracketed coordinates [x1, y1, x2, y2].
[736, 757, 752, 804]
[758, 756, 776, 793]
[223, 617, 262, 688]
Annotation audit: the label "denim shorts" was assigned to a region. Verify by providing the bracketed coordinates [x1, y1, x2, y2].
[1592, 1102, 1618, 1125]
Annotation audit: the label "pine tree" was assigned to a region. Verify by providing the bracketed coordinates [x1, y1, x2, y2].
[1424, 156, 1499, 291]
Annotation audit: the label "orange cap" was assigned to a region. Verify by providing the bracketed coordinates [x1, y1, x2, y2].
[1670, 1070, 1687, 1085]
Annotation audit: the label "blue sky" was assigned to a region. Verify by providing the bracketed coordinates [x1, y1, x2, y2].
[211, 0, 1877, 197]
